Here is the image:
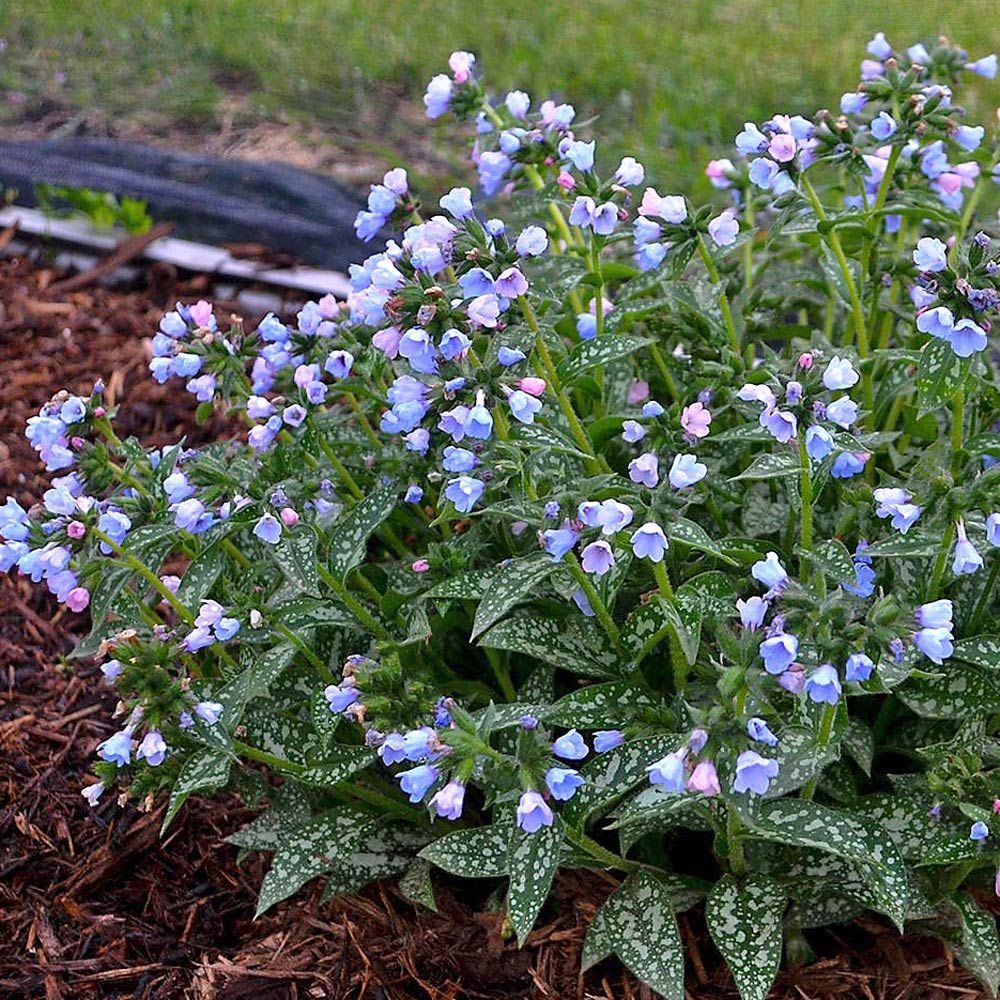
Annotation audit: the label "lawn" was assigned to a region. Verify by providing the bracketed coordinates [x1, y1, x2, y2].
[1, 2, 998, 191]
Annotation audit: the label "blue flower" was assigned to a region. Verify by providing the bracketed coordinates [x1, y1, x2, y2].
[621, 420, 645, 443]
[845, 653, 875, 683]
[913, 237, 948, 272]
[751, 551, 788, 592]
[615, 157, 645, 186]
[542, 523, 579, 561]
[580, 540, 615, 576]
[399, 328, 439, 374]
[439, 186, 474, 219]
[628, 453, 659, 487]
[647, 751, 686, 792]
[826, 396, 859, 429]
[668, 453, 707, 489]
[458, 267, 495, 297]
[805, 425, 835, 461]
[916, 305, 954, 338]
[325, 683, 360, 713]
[873, 488, 922, 534]
[444, 476, 485, 514]
[398, 764, 439, 803]
[545, 767, 584, 801]
[840, 92, 868, 114]
[746, 717, 778, 747]
[748, 158, 780, 189]
[759, 632, 798, 674]
[325, 350, 354, 379]
[97, 730, 132, 767]
[508, 390, 542, 424]
[760, 407, 797, 443]
[953, 522, 984, 575]
[405, 485, 424, 504]
[552, 729, 588, 760]
[831, 452, 867, 479]
[916, 599, 953, 629]
[563, 139, 595, 172]
[707, 212, 739, 247]
[430, 780, 465, 820]
[377, 733, 406, 765]
[735, 122, 769, 155]
[516, 790, 554, 833]
[867, 32, 892, 59]
[822, 356, 860, 390]
[913, 626, 954, 664]
[805, 663, 842, 704]
[871, 112, 897, 141]
[464, 394, 494, 439]
[732, 751, 779, 795]
[516, 226, 548, 257]
[956, 125, 985, 152]
[949, 318, 987, 358]
[423, 74, 453, 118]
[967, 54, 998, 79]
[642, 401, 665, 417]
[136, 730, 168, 767]
[970, 821, 990, 841]
[253, 513, 283, 545]
[593, 730, 624, 753]
[630, 522, 668, 562]
[442, 447, 477, 473]
[737, 596, 769, 630]
[497, 346, 526, 367]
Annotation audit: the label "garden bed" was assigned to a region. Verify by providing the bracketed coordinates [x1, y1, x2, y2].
[0, 251, 992, 999]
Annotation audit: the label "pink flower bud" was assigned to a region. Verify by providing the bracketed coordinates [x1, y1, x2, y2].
[518, 377, 546, 397]
[687, 760, 721, 796]
[66, 587, 90, 613]
[71, 436, 86, 449]
[93, 406, 106, 418]
[412, 559, 430, 573]
[280, 507, 300, 527]
[67, 520, 86, 539]
[556, 171, 576, 190]
[627, 380, 650, 405]
[993, 798, 1000, 814]
[797, 352, 814, 370]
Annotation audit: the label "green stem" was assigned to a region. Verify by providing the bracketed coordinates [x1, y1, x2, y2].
[801, 702, 837, 800]
[726, 806, 747, 875]
[274, 622, 332, 679]
[949, 175, 987, 266]
[798, 432, 813, 576]
[951, 385, 965, 468]
[316, 563, 390, 639]
[970, 554, 1000, 635]
[92, 527, 194, 624]
[801, 176, 874, 417]
[927, 522, 955, 603]
[742, 199, 755, 292]
[565, 553, 622, 653]
[563, 825, 638, 874]
[653, 560, 675, 601]
[648, 344, 680, 404]
[696, 234, 740, 354]
[485, 649, 517, 701]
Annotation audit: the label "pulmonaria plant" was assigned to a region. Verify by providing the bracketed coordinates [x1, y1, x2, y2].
[6, 33, 1000, 1000]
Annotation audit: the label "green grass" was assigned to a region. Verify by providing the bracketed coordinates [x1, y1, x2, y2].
[1, 1, 998, 193]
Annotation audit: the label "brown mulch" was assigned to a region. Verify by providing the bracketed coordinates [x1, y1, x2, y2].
[0, 252, 993, 998]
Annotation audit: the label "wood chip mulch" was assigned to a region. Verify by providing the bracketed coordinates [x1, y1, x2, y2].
[0, 251, 993, 998]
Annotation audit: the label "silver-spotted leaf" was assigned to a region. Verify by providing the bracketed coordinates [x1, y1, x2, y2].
[506, 817, 563, 943]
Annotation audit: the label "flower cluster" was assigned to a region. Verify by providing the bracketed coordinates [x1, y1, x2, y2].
[3, 32, 1000, 999]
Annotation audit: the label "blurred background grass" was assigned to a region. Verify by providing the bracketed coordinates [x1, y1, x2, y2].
[1, 1, 998, 195]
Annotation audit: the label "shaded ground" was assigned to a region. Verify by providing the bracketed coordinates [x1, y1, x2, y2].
[0, 250, 994, 998]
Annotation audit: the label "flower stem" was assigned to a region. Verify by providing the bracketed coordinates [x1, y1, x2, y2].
[563, 825, 638, 874]
[797, 432, 814, 576]
[565, 553, 622, 653]
[316, 563, 390, 639]
[695, 235, 740, 354]
[969, 554, 1000, 634]
[801, 702, 837, 801]
[653, 560, 675, 601]
[927, 522, 955, 603]
[726, 806, 747, 875]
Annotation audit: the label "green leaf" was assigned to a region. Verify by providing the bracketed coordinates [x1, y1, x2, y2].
[952, 892, 1000, 997]
[557, 335, 653, 383]
[328, 480, 398, 579]
[668, 517, 737, 564]
[269, 597, 355, 630]
[897, 663, 999, 719]
[269, 525, 320, 594]
[599, 870, 686, 1000]
[398, 859, 438, 912]
[762, 726, 841, 799]
[511, 423, 591, 460]
[479, 614, 619, 678]
[954, 635, 1000, 670]
[471, 554, 561, 639]
[863, 534, 940, 558]
[621, 596, 688, 665]
[545, 681, 656, 729]
[581, 893, 615, 971]
[739, 798, 909, 930]
[612, 787, 707, 854]
[424, 567, 498, 600]
[564, 735, 684, 825]
[291, 749, 377, 785]
[916, 337, 968, 415]
[255, 807, 378, 917]
[849, 793, 979, 865]
[506, 817, 563, 943]
[809, 538, 857, 586]
[729, 452, 800, 482]
[420, 824, 509, 878]
[176, 542, 227, 607]
[706, 875, 785, 1000]
[163, 748, 232, 833]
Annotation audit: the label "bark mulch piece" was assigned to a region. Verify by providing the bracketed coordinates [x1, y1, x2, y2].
[0, 252, 993, 997]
